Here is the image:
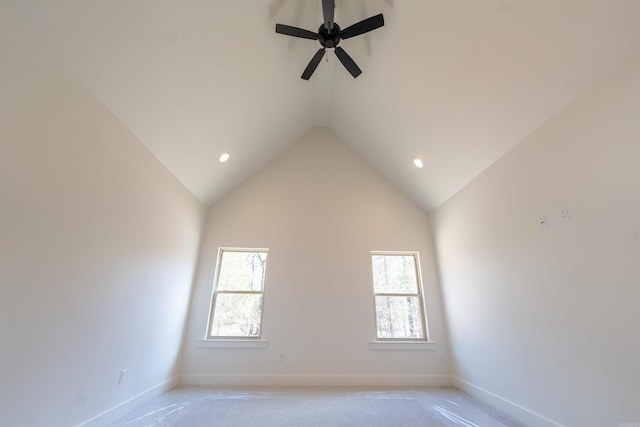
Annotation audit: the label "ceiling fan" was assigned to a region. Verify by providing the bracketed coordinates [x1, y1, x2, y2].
[275, 0, 384, 80]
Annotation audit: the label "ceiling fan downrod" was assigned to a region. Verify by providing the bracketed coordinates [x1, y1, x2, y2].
[275, 0, 384, 80]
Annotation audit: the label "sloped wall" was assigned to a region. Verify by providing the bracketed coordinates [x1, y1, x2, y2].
[432, 54, 640, 427]
[181, 128, 450, 385]
[0, 9, 205, 427]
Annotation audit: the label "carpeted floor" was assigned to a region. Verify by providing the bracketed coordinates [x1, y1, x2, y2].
[108, 386, 528, 427]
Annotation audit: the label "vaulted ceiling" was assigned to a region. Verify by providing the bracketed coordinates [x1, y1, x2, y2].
[6, 0, 639, 211]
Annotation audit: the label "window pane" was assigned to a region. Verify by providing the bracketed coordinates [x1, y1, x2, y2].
[372, 255, 418, 294]
[210, 293, 263, 337]
[375, 296, 424, 339]
[217, 251, 267, 291]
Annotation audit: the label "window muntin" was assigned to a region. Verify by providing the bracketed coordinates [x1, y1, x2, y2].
[371, 252, 427, 340]
[208, 249, 268, 339]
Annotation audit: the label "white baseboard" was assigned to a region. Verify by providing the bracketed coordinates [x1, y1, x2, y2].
[76, 376, 179, 427]
[452, 376, 564, 427]
[180, 373, 452, 387]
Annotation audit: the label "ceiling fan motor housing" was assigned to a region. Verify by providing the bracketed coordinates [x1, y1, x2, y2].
[275, 5, 384, 79]
[318, 23, 341, 48]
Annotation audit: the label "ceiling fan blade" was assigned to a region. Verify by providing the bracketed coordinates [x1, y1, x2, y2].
[322, 0, 335, 30]
[334, 47, 362, 78]
[301, 48, 326, 80]
[339, 14, 384, 40]
[275, 24, 319, 40]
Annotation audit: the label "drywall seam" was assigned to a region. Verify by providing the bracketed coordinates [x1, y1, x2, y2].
[426, 213, 456, 378]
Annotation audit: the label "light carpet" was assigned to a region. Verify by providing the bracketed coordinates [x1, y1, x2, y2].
[108, 386, 529, 427]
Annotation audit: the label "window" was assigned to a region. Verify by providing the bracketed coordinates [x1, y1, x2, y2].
[207, 248, 268, 339]
[371, 252, 427, 340]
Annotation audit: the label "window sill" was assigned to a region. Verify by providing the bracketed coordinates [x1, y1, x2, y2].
[198, 339, 269, 349]
[369, 341, 437, 350]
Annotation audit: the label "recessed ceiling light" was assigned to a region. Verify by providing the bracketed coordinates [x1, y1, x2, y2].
[413, 158, 424, 168]
[219, 153, 230, 163]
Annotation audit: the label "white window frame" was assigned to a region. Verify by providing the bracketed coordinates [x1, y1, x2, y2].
[371, 251, 429, 342]
[206, 247, 269, 340]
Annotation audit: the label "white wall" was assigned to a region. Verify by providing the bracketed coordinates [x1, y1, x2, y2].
[432, 53, 640, 427]
[0, 9, 205, 427]
[181, 128, 450, 386]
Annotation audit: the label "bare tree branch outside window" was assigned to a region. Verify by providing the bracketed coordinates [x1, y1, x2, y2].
[372, 253, 427, 340]
[208, 249, 268, 338]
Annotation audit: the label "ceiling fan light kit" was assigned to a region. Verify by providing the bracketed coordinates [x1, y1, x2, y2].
[275, 0, 384, 80]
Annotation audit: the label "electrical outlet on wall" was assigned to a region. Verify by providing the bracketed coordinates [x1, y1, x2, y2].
[118, 369, 128, 385]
